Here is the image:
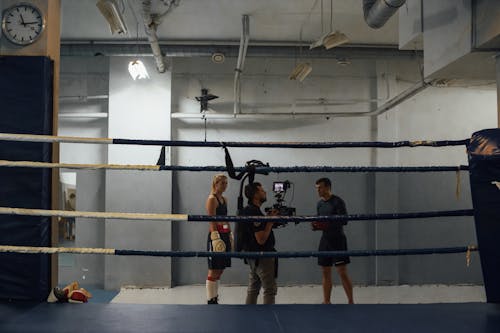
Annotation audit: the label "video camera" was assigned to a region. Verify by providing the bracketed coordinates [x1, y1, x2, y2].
[265, 181, 296, 228]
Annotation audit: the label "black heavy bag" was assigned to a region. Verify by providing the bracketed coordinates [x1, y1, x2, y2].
[468, 128, 500, 303]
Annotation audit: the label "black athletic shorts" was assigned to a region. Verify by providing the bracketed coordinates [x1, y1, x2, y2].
[318, 233, 350, 267]
[207, 232, 232, 270]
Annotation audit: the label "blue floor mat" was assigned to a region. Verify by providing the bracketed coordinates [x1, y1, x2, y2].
[1, 302, 499, 333]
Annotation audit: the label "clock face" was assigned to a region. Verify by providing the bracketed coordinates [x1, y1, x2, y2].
[1, 3, 45, 46]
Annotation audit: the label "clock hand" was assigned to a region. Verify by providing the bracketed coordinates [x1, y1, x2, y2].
[20, 14, 26, 26]
[24, 21, 39, 24]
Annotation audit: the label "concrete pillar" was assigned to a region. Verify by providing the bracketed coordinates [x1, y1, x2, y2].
[374, 64, 400, 285]
[105, 56, 172, 289]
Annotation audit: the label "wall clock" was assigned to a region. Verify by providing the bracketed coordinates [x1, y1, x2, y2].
[2, 2, 45, 46]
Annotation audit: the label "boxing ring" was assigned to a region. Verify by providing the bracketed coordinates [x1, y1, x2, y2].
[1, 131, 500, 332]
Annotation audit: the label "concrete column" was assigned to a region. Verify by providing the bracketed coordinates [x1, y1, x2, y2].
[374, 64, 400, 285]
[105, 56, 172, 289]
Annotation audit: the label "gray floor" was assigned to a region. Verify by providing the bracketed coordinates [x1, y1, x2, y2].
[111, 284, 486, 304]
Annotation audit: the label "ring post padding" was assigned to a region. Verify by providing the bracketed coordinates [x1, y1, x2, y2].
[468, 128, 500, 303]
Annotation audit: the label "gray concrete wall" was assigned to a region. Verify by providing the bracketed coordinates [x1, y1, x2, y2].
[105, 56, 172, 289]
[171, 56, 495, 287]
[58, 52, 496, 289]
[59, 170, 106, 286]
[105, 171, 172, 289]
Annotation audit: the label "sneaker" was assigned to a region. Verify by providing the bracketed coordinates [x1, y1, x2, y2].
[207, 296, 218, 304]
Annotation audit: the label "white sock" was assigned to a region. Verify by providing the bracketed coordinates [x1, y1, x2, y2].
[206, 279, 218, 300]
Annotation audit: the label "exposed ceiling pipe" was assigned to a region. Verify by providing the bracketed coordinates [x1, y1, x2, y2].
[60, 43, 420, 59]
[234, 15, 250, 116]
[363, 0, 406, 29]
[171, 79, 433, 120]
[141, 0, 180, 73]
[363, 79, 432, 116]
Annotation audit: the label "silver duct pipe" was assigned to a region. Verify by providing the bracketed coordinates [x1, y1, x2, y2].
[234, 15, 250, 116]
[141, 0, 179, 73]
[363, 0, 406, 29]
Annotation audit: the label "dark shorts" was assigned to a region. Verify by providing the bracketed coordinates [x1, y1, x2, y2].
[207, 232, 232, 270]
[318, 233, 350, 267]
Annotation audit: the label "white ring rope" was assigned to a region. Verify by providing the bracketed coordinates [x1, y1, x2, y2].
[0, 160, 161, 171]
[0, 207, 188, 221]
[0, 133, 112, 144]
[0, 245, 115, 255]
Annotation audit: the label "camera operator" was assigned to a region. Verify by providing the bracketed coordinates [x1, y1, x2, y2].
[239, 182, 279, 304]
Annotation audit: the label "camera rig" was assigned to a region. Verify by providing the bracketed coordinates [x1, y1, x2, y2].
[265, 180, 296, 228]
[222, 147, 295, 228]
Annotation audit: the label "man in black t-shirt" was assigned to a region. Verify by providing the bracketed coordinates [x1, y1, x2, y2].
[239, 182, 277, 304]
[312, 177, 354, 304]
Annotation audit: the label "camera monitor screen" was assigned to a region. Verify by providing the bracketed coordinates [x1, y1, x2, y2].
[273, 182, 285, 192]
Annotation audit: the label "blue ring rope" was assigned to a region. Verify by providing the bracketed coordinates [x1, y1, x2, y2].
[187, 209, 474, 223]
[116, 247, 477, 258]
[159, 165, 470, 173]
[114, 139, 469, 148]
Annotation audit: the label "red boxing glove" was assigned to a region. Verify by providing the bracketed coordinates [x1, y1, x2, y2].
[311, 221, 329, 231]
[68, 290, 89, 303]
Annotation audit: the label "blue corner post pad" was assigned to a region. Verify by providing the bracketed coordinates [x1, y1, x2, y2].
[468, 128, 500, 303]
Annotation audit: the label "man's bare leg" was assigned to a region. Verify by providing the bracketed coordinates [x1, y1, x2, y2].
[336, 264, 354, 304]
[321, 266, 332, 304]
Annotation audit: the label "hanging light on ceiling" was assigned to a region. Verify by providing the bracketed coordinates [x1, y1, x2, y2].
[289, 62, 312, 82]
[127, 1, 149, 80]
[128, 60, 150, 80]
[96, 0, 128, 35]
[310, 0, 349, 50]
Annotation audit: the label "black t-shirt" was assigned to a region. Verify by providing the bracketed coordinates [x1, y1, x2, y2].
[239, 203, 275, 252]
[317, 195, 348, 238]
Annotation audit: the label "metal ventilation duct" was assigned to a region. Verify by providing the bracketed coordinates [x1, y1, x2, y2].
[363, 0, 406, 29]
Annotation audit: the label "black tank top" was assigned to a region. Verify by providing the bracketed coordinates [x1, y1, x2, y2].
[215, 196, 227, 216]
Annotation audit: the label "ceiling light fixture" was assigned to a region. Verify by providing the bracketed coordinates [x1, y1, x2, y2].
[289, 0, 319, 82]
[127, 5, 149, 81]
[211, 52, 225, 64]
[96, 0, 128, 35]
[289, 62, 312, 82]
[128, 60, 149, 80]
[310, 0, 349, 50]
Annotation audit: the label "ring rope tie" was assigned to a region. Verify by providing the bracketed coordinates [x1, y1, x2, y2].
[0, 133, 469, 148]
[0, 207, 474, 222]
[466, 245, 477, 267]
[0, 245, 478, 259]
[0, 160, 470, 173]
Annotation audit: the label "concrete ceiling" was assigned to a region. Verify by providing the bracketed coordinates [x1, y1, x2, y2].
[61, 0, 400, 46]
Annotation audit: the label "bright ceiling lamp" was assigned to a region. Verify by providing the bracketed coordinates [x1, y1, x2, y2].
[289, 62, 312, 82]
[310, 0, 349, 50]
[128, 60, 150, 80]
[96, 0, 128, 35]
